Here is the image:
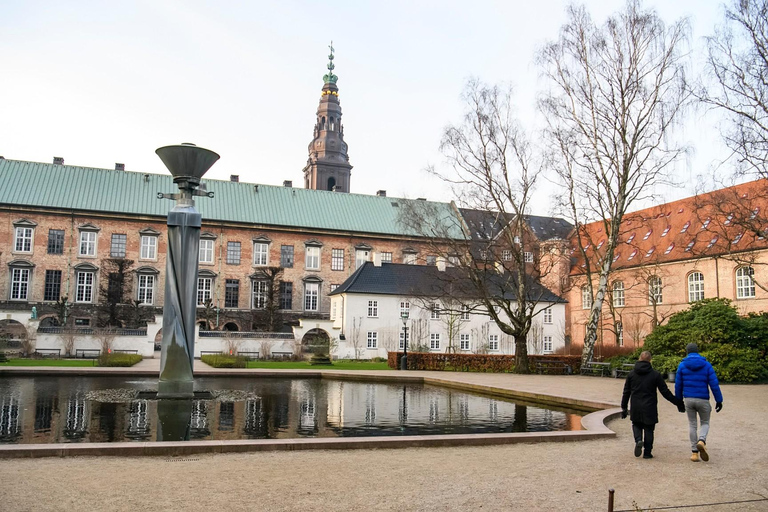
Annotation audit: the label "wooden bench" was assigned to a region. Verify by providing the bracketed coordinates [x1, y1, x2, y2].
[237, 351, 259, 360]
[34, 348, 61, 358]
[199, 351, 224, 358]
[535, 360, 572, 375]
[580, 361, 611, 377]
[75, 349, 101, 359]
[113, 349, 138, 354]
[271, 351, 293, 360]
[614, 363, 635, 378]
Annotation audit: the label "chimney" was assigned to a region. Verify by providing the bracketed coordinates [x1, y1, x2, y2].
[373, 252, 382, 267]
[283, 180, 293, 188]
[53, 157, 64, 165]
[332, 185, 339, 192]
[436, 257, 447, 272]
[230, 175, 239, 182]
[115, 163, 125, 171]
[376, 190, 387, 197]
[417, 197, 426, 201]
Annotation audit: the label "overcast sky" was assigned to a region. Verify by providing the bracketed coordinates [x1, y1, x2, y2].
[1, 0, 730, 215]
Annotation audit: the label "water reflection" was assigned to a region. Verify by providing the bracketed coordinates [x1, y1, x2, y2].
[0, 376, 584, 444]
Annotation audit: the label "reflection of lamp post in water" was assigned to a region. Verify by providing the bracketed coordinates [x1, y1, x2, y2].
[156, 143, 219, 398]
[400, 311, 409, 370]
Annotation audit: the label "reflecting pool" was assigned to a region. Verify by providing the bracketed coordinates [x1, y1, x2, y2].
[0, 376, 583, 443]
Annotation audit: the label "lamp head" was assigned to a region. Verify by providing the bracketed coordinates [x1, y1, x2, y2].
[155, 143, 220, 184]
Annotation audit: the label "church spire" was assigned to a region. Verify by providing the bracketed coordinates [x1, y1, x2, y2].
[303, 42, 352, 193]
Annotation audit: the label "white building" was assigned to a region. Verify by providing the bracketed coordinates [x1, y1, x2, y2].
[328, 261, 567, 359]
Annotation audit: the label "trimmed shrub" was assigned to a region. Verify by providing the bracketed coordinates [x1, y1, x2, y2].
[99, 353, 142, 367]
[702, 345, 768, 383]
[387, 352, 582, 373]
[201, 354, 247, 368]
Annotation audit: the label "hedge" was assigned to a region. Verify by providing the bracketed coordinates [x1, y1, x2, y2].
[201, 354, 247, 368]
[387, 352, 582, 373]
[99, 353, 143, 367]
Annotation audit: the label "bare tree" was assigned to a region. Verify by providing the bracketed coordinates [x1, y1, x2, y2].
[348, 317, 364, 360]
[223, 331, 242, 356]
[527, 320, 543, 355]
[401, 79, 554, 373]
[58, 330, 78, 357]
[539, 0, 690, 364]
[259, 339, 273, 359]
[94, 329, 116, 355]
[624, 311, 647, 348]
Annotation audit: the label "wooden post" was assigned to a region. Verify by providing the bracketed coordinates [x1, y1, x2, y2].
[608, 489, 615, 512]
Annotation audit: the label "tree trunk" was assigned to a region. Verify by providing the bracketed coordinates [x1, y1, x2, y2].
[514, 335, 529, 373]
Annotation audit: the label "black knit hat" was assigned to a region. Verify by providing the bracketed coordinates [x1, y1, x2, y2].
[686, 343, 699, 354]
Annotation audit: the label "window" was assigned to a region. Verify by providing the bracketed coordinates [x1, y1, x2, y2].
[137, 274, 155, 305]
[14, 227, 33, 253]
[645, 246, 655, 258]
[110, 234, 126, 258]
[430, 333, 440, 350]
[10, 268, 30, 300]
[733, 233, 743, 245]
[403, 252, 416, 265]
[140, 236, 157, 260]
[367, 332, 378, 349]
[199, 239, 214, 264]
[279, 281, 293, 310]
[702, 218, 711, 230]
[47, 229, 64, 254]
[306, 246, 320, 270]
[74, 318, 90, 327]
[513, 236, 521, 245]
[736, 266, 756, 299]
[381, 252, 392, 263]
[226, 242, 241, 265]
[430, 303, 440, 320]
[626, 233, 636, 244]
[680, 221, 690, 233]
[648, 276, 663, 305]
[613, 281, 625, 307]
[79, 231, 97, 256]
[543, 307, 553, 324]
[664, 244, 675, 255]
[751, 207, 761, 219]
[685, 241, 695, 252]
[725, 213, 733, 225]
[424, 255, 435, 266]
[76, 271, 94, 303]
[44, 270, 61, 302]
[329, 284, 338, 293]
[582, 286, 592, 309]
[399, 330, 409, 350]
[461, 305, 470, 320]
[688, 272, 704, 302]
[616, 323, 624, 347]
[543, 335, 553, 353]
[225, 279, 240, 308]
[502, 250, 512, 261]
[367, 300, 378, 318]
[252, 280, 268, 309]
[661, 226, 671, 236]
[304, 282, 319, 311]
[280, 245, 294, 268]
[460, 334, 470, 351]
[628, 250, 638, 260]
[643, 230, 653, 240]
[197, 277, 213, 305]
[400, 301, 410, 319]
[332, 249, 345, 270]
[447, 255, 460, 267]
[488, 334, 499, 351]
[355, 249, 370, 269]
[524, 252, 533, 263]
[253, 242, 269, 266]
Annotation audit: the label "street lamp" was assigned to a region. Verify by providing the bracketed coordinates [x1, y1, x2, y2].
[400, 311, 409, 371]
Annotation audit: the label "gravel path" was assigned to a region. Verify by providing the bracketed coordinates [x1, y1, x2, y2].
[0, 374, 766, 511]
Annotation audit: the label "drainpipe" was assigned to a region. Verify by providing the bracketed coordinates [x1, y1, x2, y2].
[714, 256, 720, 298]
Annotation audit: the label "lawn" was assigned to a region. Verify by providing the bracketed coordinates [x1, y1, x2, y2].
[245, 360, 391, 370]
[0, 359, 97, 367]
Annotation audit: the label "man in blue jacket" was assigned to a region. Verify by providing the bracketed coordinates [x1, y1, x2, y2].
[675, 343, 724, 462]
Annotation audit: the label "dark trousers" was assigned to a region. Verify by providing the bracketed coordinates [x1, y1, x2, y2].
[632, 422, 655, 455]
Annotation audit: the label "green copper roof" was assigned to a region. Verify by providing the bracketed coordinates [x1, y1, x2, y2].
[0, 159, 464, 238]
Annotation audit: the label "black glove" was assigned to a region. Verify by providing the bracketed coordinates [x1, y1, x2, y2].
[715, 402, 723, 413]
[677, 402, 686, 413]
[621, 409, 628, 419]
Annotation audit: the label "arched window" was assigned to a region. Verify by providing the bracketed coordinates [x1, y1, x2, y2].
[330, 117, 335, 130]
[648, 276, 663, 305]
[581, 285, 592, 309]
[327, 177, 336, 191]
[612, 281, 625, 307]
[736, 266, 756, 299]
[688, 272, 704, 302]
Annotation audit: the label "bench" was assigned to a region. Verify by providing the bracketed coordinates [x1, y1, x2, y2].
[75, 349, 101, 359]
[34, 348, 61, 358]
[580, 361, 611, 377]
[271, 351, 293, 360]
[113, 349, 138, 354]
[614, 363, 635, 378]
[535, 360, 572, 375]
[236, 351, 259, 360]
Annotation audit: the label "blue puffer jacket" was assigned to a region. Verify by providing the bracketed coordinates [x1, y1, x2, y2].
[675, 353, 723, 402]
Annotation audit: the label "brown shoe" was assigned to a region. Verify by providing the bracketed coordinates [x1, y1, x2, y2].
[690, 452, 699, 462]
[696, 441, 709, 461]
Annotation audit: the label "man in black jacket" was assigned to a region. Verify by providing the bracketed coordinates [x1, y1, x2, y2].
[621, 351, 685, 459]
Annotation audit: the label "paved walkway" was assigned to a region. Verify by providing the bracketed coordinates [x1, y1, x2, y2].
[0, 369, 766, 511]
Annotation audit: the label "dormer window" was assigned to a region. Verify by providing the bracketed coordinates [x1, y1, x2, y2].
[628, 250, 638, 261]
[626, 233, 636, 244]
[643, 230, 653, 240]
[725, 214, 734, 226]
[751, 207, 760, 220]
[645, 247, 655, 258]
[685, 241, 695, 252]
[664, 244, 675, 255]
[613, 253, 621, 263]
[597, 239, 605, 249]
[661, 226, 671, 237]
[733, 233, 743, 245]
[702, 218, 711, 230]
[680, 221, 690, 233]
[706, 236, 719, 250]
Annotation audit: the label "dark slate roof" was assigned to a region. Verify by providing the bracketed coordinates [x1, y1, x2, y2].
[458, 208, 572, 242]
[329, 262, 566, 303]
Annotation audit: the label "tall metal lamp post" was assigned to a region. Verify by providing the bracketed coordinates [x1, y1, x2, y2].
[156, 143, 219, 398]
[400, 311, 409, 370]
